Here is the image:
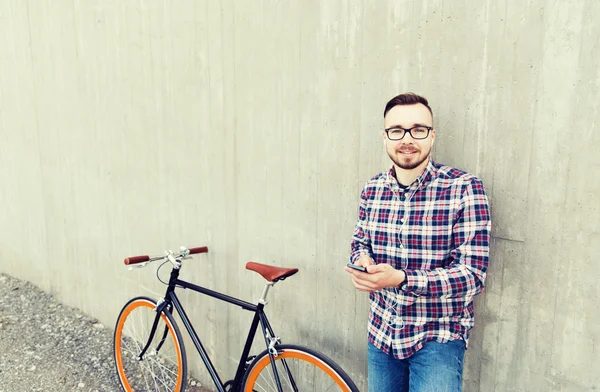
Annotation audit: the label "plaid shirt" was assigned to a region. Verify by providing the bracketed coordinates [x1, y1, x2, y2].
[350, 160, 491, 359]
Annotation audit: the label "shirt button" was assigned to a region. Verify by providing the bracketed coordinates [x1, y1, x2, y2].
[399, 244, 404, 249]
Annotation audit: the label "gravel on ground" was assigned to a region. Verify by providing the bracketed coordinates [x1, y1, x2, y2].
[0, 273, 210, 392]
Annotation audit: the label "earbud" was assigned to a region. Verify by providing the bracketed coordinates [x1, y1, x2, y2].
[431, 139, 435, 148]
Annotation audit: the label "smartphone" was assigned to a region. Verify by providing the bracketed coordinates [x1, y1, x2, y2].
[346, 263, 368, 273]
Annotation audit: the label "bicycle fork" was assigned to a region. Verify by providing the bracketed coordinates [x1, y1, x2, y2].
[136, 298, 170, 361]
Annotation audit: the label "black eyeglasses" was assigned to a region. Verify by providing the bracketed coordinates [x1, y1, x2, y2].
[384, 126, 432, 141]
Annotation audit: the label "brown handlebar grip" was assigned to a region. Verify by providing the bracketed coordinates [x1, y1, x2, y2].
[189, 246, 209, 255]
[124, 255, 150, 265]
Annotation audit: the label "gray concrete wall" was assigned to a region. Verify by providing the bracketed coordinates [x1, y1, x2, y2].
[1, 1, 598, 391]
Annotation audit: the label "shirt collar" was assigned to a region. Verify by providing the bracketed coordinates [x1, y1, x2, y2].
[386, 159, 437, 191]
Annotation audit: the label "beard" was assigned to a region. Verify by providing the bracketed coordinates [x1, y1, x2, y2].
[387, 147, 431, 170]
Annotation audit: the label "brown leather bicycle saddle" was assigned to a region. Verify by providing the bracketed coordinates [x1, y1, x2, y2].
[246, 262, 298, 282]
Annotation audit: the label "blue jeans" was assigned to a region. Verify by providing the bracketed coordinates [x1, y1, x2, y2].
[368, 340, 466, 392]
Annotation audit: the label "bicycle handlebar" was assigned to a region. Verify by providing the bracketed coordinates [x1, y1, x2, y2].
[124, 255, 151, 265]
[189, 246, 209, 255]
[124, 246, 209, 266]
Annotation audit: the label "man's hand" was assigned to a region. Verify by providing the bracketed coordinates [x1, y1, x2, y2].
[345, 260, 406, 292]
[355, 254, 375, 269]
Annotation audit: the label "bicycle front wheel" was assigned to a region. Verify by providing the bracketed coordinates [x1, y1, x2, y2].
[241, 344, 359, 392]
[114, 296, 187, 392]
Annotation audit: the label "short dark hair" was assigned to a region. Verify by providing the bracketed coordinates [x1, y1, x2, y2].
[384, 93, 433, 118]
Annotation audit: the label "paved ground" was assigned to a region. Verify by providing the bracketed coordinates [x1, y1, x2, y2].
[0, 273, 211, 392]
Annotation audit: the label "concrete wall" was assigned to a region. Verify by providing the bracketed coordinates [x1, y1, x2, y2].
[1, 1, 598, 390]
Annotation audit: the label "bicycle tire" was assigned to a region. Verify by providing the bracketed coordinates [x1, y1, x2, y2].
[241, 344, 359, 392]
[114, 296, 187, 392]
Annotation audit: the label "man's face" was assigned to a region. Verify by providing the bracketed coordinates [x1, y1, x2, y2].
[383, 103, 436, 172]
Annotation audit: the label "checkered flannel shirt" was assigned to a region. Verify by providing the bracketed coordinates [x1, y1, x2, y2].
[350, 160, 491, 359]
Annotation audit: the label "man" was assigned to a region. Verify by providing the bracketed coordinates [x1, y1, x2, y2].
[345, 93, 491, 392]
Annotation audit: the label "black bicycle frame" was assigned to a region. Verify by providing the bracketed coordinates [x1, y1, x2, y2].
[138, 266, 285, 392]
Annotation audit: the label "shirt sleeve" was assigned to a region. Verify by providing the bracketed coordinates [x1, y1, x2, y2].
[350, 187, 373, 264]
[401, 177, 491, 298]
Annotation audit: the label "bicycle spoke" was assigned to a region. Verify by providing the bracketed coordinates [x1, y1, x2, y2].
[256, 370, 276, 392]
[324, 382, 339, 391]
[140, 359, 152, 392]
[151, 361, 161, 391]
[154, 358, 176, 383]
[143, 350, 178, 390]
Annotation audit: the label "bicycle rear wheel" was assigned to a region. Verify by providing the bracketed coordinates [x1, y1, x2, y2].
[241, 344, 359, 392]
[114, 296, 187, 392]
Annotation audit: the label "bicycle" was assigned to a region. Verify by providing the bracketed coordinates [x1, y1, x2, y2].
[113, 245, 360, 392]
